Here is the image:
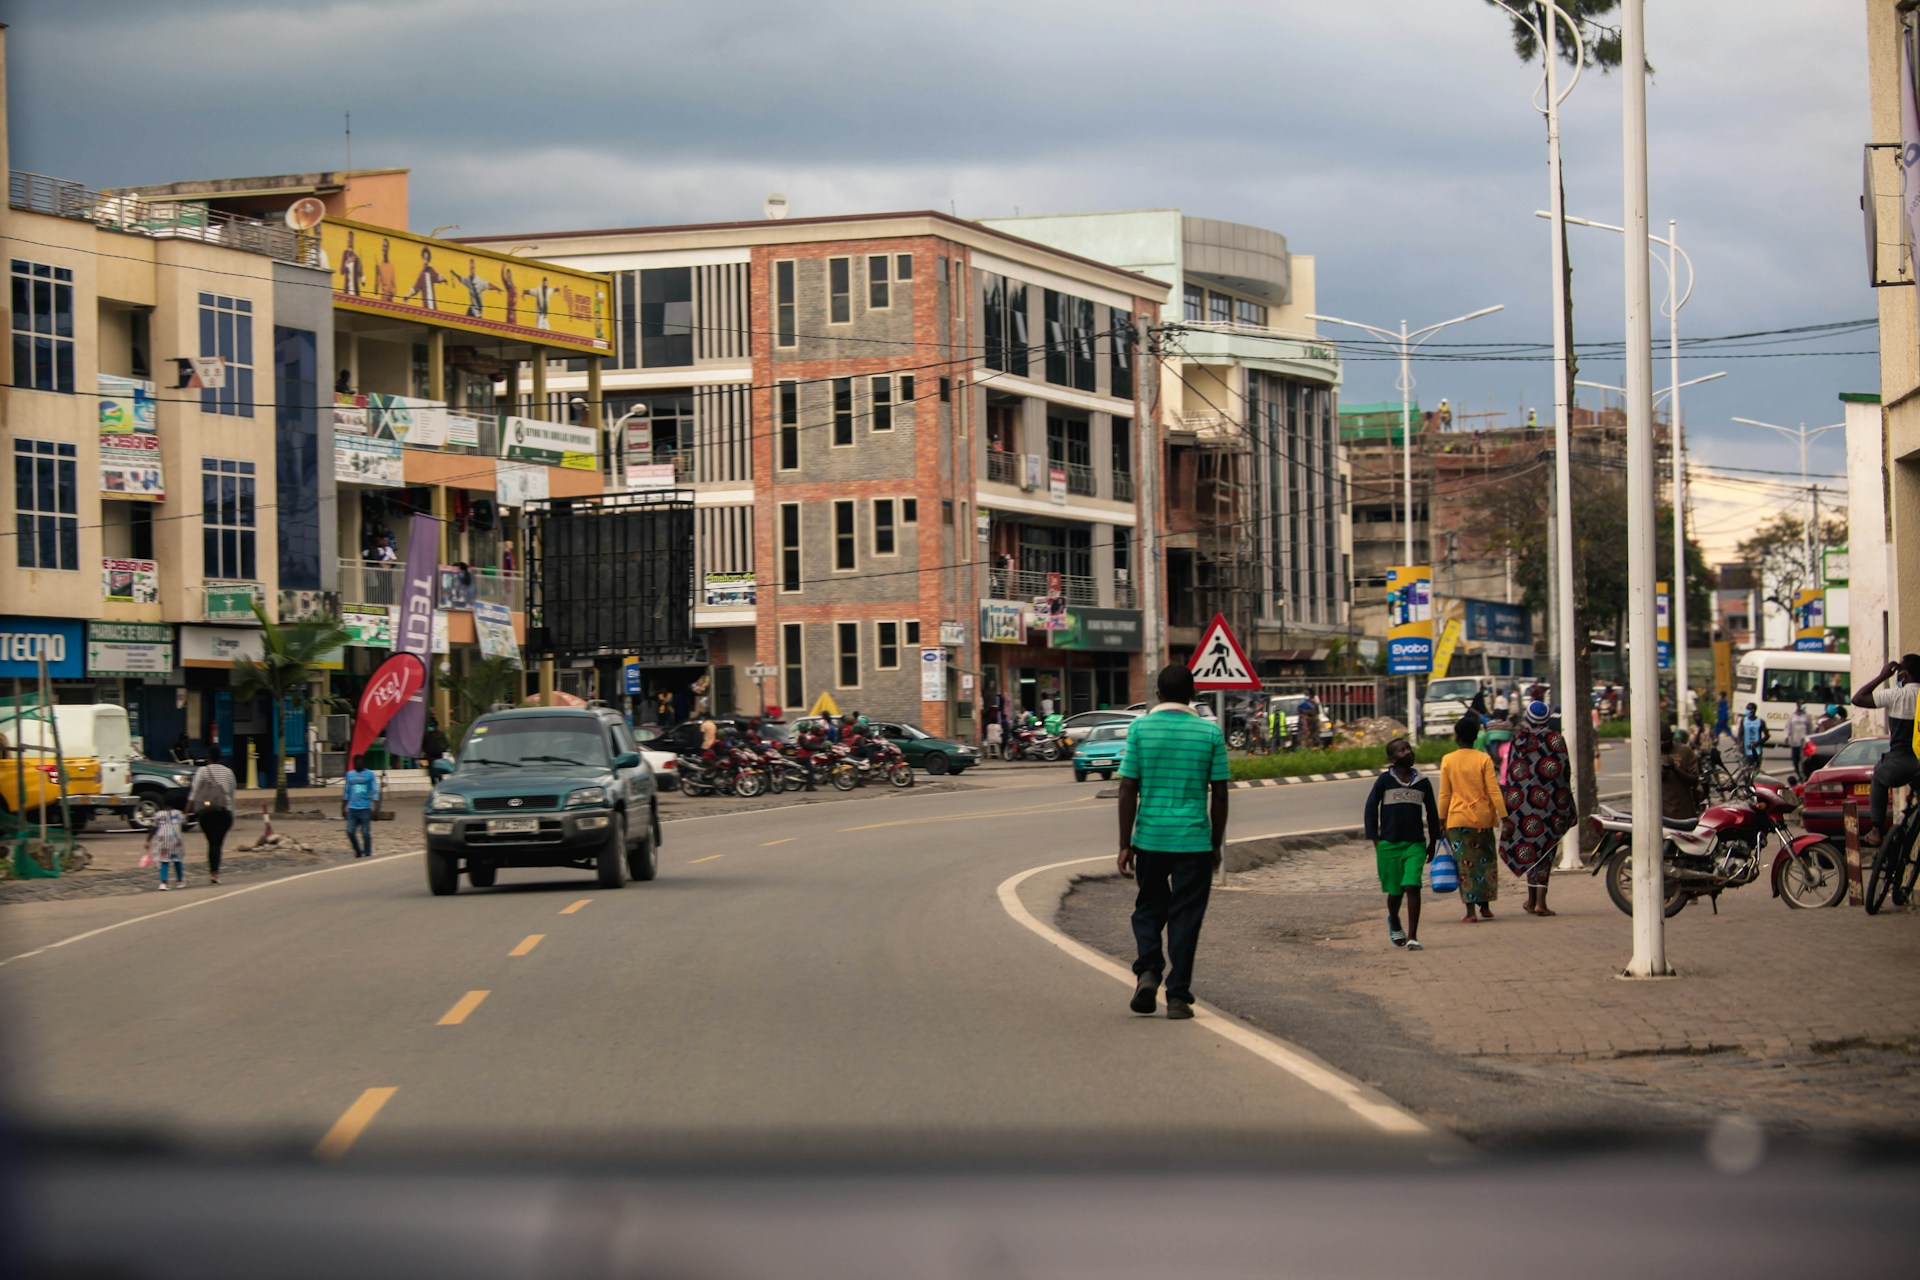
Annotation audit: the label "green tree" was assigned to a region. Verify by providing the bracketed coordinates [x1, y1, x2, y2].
[230, 601, 351, 815]
[1736, 512, 1849, 635]
[437, 656, 522, 752]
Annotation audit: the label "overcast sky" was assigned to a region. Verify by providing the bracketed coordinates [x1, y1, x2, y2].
[0, 0, 1876, 560]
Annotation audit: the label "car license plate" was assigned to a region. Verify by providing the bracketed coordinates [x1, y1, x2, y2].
[487, 817, 540, 834]
[1853, 783, 1872, 797]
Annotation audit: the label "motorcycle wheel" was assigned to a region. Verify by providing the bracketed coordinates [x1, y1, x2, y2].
[1603, 845, 1690, 918]
[735, 769, 766, 799]
[888, 763, 915, 788]
[1038, 741, 1061, 762]
[764, 767, 785, 795]
[830, 763, 858, 792]
[1779, 841, 1848, 910]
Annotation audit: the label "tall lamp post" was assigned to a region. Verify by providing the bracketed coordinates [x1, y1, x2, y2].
[1730, 417, 1846, 628]
[1548, 210, 1700, 733]
[1307, 305, 1504, 738]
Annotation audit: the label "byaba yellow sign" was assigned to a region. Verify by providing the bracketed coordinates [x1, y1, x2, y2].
[321, 219, 610, 355]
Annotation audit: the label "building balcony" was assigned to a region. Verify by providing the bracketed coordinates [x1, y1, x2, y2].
[986, 448, 1022, 486]
[1169, 321, 1341, 383]
[1112, 471, 1135, 503]
[11, 170, 319, 267]
[438, 567, 525, 611]
[338, 559, 406, 607]
[989, 568, 1136, 610]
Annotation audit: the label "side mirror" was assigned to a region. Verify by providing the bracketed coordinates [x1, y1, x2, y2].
[429, 759, 454, 781]
[613, 751, 641, 770]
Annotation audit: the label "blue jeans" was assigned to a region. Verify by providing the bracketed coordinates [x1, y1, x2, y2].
[345, 807, 373, 857]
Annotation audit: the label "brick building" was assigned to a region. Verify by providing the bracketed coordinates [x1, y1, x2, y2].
[467, 212, 1165, 738]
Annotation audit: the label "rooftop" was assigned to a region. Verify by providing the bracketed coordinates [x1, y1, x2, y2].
[8, 169, 319, 268]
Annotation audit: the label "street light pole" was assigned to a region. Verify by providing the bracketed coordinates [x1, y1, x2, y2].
[1730, 416, 1846, 623]
[1621, 0, 1670, 979]
[1308, 305, 1504, 742]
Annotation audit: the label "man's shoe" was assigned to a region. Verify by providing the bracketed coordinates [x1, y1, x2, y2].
[1166, 998, 1194, 1020]
[1860, 828, 1883, 849]
[1129, 973, 1159, 1015]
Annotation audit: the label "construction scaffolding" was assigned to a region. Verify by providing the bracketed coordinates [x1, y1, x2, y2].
[1183, 412, 1260, 647]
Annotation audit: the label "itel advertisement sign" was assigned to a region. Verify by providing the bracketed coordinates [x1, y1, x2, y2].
[348, 652, 428, 764]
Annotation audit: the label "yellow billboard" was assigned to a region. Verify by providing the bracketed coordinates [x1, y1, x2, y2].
[1792, 588, 1826, 652]
[321, 219, 610, 356]
[1385, 564, 1433, 675]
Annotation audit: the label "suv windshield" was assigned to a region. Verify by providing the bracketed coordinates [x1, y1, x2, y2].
[459, 717, 610, 770]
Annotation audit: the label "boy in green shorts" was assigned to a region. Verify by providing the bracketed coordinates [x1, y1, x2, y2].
[1362, 737, 1441, 950]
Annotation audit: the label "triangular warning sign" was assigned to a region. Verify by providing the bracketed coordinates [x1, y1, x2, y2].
[809, 690, 842, 718]
[1187, 614, 1261, 690]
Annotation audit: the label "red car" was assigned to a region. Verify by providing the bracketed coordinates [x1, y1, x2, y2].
[1799, 736, 1889, 838]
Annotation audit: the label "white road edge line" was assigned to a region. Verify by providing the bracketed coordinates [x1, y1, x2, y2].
[0, 848, 421, 969]
[995, 855, 1431, 1137]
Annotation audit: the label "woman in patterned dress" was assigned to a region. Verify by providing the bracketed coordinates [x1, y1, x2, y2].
[1499, 701, 1578, 917]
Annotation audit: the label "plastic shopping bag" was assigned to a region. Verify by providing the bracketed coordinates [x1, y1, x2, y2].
[1428, 842, 1459, 895]
[139, 851, 154, 869]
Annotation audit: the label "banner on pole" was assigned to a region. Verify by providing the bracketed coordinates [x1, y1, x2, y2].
[348, 652, 427, 764]
[1792, 588, 1826, 652]
[1386, 565, 1433, 675]
[384, 514, 440, 757]
[1656, 581, 1672, 671]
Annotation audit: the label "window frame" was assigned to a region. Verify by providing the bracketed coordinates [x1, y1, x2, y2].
[832, 377, 855, 447]
[201, 456, 259, 581]
[870, 375, 894, 432]
[895, 253, 914, 280]
[904, 620, 921, 646]
[876, 620, 901, 670]
[901, 498, 918, 524]
[777, 380, 800, 471]
[197, 292, 257, 418]
[781, 622, 805, 709]
[778, 502, 803, 594]
[835, 620, 862, 690]
[828, 256, 852, 325]
[1183, 282, 1204, 323]
[872, 498, 897, 557]
[774, 260, 797, 349]
[833, 499, 858, 572]
[10, 259, 76, 395]
[12, 438, 79, 571]
[867, 254, 891, 310]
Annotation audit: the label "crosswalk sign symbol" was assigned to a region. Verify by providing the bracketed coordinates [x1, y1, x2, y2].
[1187, 614, 1261, 690]
[809, 691, 841, 718]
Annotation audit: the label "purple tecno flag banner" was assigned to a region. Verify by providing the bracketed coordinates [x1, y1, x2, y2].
[384, 513, 439, 758]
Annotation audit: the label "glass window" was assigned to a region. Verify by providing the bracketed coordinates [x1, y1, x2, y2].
[868, 255, 890, 309]
[871, 376, 893, 431]
[778, 381, 800, 471]
[1112, 418, 1131, 477]
[1109, 309, 1133, 400]
[895, 253, 913, 280]
[828, 257, 851, 324]
[1043, 289, 1095, 390]
[458, 716, 610, 768]
[782, 622, 805, 708]
[10, 260, 75, 394]
[834, 500, 856, 570]
[1183, 282, 1204, 323]
[1235, 297, 1266, 328]
[774, 260, 797, 348]
[905, 620, 921, 645]
[12, 438, 78, 570]
[198, 293, 256, 417]
[901, 497, 918, 524]
[900, 374, 915, 402]
[1005, 281, 1028, 376]
[877, 620, 901, 669]
[1044, 290, 1068, 386]
[639, 267, 694, 366]
[1208, 292, 1231, 324]
[983, 274, 1007, 372]
[779, 503, 802, 593]
[836, 621, 861, 688]
[833, 377, 854, 446]
[873, 499, 896, 555]
[201, 457, 258, 580]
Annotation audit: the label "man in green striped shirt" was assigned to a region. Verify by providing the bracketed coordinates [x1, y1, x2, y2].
[1117, 663, 1231, 1020]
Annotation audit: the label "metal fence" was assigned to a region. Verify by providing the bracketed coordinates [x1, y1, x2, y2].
[10, 170, 320, 268]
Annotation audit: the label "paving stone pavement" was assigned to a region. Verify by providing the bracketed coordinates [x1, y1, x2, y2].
[1218, 839, 1920, 1134]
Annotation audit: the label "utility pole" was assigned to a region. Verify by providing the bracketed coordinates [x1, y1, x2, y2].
[1621, 0, 1671, 978]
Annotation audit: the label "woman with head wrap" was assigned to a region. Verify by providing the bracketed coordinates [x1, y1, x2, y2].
[1499, 701, 1578, 916]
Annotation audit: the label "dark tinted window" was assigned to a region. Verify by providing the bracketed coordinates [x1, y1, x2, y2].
[640, 267, 693, 366]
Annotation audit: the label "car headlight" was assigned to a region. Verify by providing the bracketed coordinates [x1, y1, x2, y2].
[428, 793, 469, 812]
[958, 747, 977, 757]
[565, 785, 608, 807]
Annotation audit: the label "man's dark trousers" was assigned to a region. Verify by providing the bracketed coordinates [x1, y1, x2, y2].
[1130, 846, 1213, 1004]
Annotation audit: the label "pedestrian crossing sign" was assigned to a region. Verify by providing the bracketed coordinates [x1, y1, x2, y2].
[1188, 614, 1261, 690]
[809, 691, 841, 718]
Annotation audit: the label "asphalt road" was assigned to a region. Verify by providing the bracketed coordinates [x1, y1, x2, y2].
[0, 748, 1633, 1163]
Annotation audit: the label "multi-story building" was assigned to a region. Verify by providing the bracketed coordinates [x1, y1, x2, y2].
[467, 211, 1166, 735]
[979, 211, 1348, 677]
[109, 168, 613, 758]
[1, 32, 331, 766]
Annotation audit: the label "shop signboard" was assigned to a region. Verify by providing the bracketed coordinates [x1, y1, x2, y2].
[1048, 607, 1143, 653]
[332, 401, 369, 435]
[473, 600, 518, 663]
[342, 606, 392, 648]
[627, 462, 677, 491]
[1048, 466, 1067, 505]
[1462, 599, 1532, 649]
[371, 393, 448, 446]
[1385, 564, 1433, 675]
[98, 374, 156, 433]
[920, 648, 947, 701]
[980, 601, 1025, 644]
[939, 621, 966, 647]
[703, 572, 756, 608]
[101, 558, 159, 605]
[446, 413, 482, 448]
[87, 621, 174, 678]
[322, 217, 611, 356]
[336, 434, 404, 487]
[1793, 588, 1826, 652]
[495, 460, 549, 509]
[0, 617, 85, 680]
[204, 581, 264, 623]
[100, 432, 164, 500]
[180, 625, 263, 670]
[503, 415, 597, 470]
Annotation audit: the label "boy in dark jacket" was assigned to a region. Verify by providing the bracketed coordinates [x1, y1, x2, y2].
[1363, 737, 1442, 950]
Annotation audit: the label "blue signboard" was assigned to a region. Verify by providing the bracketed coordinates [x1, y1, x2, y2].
[1462, 599, 1533, 647]
[623, 660, 642, 696]
[0, 617, 86, 680]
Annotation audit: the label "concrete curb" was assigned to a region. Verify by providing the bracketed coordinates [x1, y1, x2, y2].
[1230, 766, 1440, 790]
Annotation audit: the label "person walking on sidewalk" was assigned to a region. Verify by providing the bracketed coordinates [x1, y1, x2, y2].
[1362, 736, 1440, 950]
[1438, 712, 1507, 923]
[342, 755, 381, 858]
[187, 749, 237, 885]
[146, 798, 187, 891]
[1116, 663, 1230, 1020]
[1499, 701, 1576, 917]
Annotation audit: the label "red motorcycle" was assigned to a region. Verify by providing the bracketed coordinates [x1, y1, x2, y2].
[1588, 775, 1848, 915]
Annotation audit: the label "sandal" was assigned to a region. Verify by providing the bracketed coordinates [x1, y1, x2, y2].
[1403, 939, 1424, 951]
[1389, 928, 1408, 948]
[1533, 906, 1557, 917]
[1461, 912, 1478, 923]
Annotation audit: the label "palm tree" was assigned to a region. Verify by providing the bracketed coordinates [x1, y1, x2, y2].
[231, 600, 351, 815]
[438, 655, 522, 752]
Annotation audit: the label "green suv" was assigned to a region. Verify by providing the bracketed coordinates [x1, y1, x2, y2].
[423, 707, 661, 895]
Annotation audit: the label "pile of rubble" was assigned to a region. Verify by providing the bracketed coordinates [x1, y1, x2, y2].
[1333, 717, 1411, 749]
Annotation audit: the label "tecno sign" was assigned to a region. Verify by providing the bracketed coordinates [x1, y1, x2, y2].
[0, 631, 66, 663]
[0, 617, 86, 678]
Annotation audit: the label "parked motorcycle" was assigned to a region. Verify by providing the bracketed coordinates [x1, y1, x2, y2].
[1008, 725, 1068, 762]
[869, 739, 916, 788]
[1587, 775, 1847, 915]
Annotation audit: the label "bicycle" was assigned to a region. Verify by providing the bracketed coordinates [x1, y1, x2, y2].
[1864, 786, 1920, 916]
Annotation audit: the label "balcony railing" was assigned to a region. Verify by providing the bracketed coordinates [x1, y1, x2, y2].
[338, 559, 407, 607]
[1172, 320, 1339, 363]
[1061, 461, 1096, 497]
[11, 171, 320, 267]
[1112, 471, 1135, 503]
[438, 568, 525, 611]
[989, 569, 1134, 610]
[986, 448, 1022, 485]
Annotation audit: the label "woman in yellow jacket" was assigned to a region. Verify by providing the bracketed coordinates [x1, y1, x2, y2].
[1437, 711, 1508, 923]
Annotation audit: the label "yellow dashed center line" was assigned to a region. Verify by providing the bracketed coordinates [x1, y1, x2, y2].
[559, 899, 591, 915]
[314, 1086, 397, 1161]
[761, 838, 794, 847]
[437, 990, 490, 1025]
[688, 853, 726, 864]
[508, 934, 544, 957]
